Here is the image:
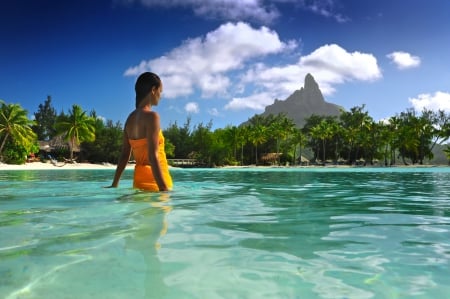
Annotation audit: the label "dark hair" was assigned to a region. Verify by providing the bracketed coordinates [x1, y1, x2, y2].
[135, 72, 161, 108]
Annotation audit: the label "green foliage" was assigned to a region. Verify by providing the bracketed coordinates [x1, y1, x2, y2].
[444, 145, 450, 164]
[164, 138, 175, 158]
[2, 140, 28, 164]
[6, 96, 450, 167]
[161, 103, 443, 165]
[81, 119, 123, 163]
[51, 145, 70, 162]
[55, 104, 96, 160]
[0, 100, 37, 162]
[163, 117, 193, 159]
[33, 95, 57, 140]
[191, 121, 213, 165]
[1, 139, 39, 164]
[209, 127, 232, 166]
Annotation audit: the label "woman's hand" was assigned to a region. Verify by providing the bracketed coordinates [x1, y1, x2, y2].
[103, 185, 117, 188]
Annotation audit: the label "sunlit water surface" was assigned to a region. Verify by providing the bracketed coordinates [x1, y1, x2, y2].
[0, 167, 449, 299]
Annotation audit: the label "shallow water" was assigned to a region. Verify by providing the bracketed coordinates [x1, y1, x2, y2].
[0, 167, 449, 299]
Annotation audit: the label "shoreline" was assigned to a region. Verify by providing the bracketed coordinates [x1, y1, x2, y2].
[0, 162, 134, 171]
[0, 162, 447, 171]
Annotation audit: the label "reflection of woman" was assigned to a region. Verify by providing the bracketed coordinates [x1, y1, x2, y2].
[109, 72, 173, 191]
[123, 192, 172, 298]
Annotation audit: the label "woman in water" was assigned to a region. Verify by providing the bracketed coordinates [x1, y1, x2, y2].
[109, 72, 172, 191]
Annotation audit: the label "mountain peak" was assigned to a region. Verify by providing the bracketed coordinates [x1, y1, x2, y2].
[258, 73, 343, 127]
[304, 73, 318, 90]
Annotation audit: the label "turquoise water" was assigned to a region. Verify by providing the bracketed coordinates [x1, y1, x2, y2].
[1, 167, 449, 299]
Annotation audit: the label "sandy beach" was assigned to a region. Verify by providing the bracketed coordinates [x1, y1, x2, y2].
[0, 161, 445, 171]
[0, 161, 135, 171]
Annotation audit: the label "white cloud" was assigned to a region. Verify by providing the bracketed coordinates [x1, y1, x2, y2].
[299, 0, 350, 23]
[132, 0, 279, 23]
[198, 74, 231, 98]
[125, 0, 349, 24]
[387, 51, 421, 70]
[301, 44, 381, 81]
[208, 108, 220, 116]
[124, 22, 297, 99]
[225, 92, 275, 111]
[125, 26, 381, 114]
[185, 102, 200, 114]
[409, 91, 450, 113]
[241, 44, 382, 101]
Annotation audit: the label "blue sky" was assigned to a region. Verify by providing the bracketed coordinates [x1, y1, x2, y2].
[1, 0, 450, 129]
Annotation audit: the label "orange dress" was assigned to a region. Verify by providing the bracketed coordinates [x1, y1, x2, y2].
[129, 131, 173, 191]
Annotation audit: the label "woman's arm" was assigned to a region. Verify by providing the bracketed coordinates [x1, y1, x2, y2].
[109, 130, 132, 187]
[146, 112, 168, 191]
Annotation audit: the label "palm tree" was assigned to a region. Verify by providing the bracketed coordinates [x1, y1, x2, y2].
[395, 109, 432, 165]
[191, 121, 213, 166]
[223, 125, 239, 162]
[278, 115, 296, 165]
[377, 120, 393, 166]
[55, 104, 96, 160]
[329, 121, 343, 163]
[444, 146, 450, 165]
[248, 124, 267, 165]
[237, 125, 249, 165]
[339, 105, 373, 164]
[0, 100, 37, 160]
[310, 120, 333, 162]
[356, 116, 375, 163]
[291, 127, 308, 165]
[432, 110, 450, 146]
[387, 116, 401, 165]
[269, 118, 283, 165]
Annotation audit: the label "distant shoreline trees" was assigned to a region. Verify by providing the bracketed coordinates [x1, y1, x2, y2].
[0, 97, 449, 165]
[161, 106, 450, 167]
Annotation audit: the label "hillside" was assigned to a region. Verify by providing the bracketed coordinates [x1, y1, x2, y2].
[259, 73, 343, 127]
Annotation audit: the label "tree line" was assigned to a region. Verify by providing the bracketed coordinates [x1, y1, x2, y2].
[1, 96, 450, 165]
[165, 106, 450, 166]
[0, 97, 121, 164]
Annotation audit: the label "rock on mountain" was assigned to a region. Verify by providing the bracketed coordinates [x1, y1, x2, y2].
[260, 73, 343, 127]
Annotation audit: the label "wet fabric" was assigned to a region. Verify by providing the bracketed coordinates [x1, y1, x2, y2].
[129, 131, 173, 191]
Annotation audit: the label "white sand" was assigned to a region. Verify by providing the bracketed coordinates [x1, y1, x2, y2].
[0, 162, 134, 170]
[0, 162, 443, 171]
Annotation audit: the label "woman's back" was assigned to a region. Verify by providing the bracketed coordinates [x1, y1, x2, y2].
[125, 109, 158, 140]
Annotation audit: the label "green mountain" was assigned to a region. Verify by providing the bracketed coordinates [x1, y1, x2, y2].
[260, 73, 343, 127]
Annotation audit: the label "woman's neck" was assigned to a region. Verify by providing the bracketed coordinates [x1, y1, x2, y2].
[137, 104, 151, 111]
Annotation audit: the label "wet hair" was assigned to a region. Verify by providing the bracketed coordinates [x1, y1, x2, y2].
[135, 72, 161, 108]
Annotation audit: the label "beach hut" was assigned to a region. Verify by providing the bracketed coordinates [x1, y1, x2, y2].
[298, 155, 310, 166]
[261, 153, 282, 165]
[37, 135, 80, 160]
[38, 141, 51, 152]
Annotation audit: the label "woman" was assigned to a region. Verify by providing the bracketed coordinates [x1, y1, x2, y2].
[109, 72, 172, 191]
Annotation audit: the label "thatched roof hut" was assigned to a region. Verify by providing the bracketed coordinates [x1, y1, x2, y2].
[38, 135, 80, 153]
[261, 153, 282, 165]
[298, 155, 310, 166]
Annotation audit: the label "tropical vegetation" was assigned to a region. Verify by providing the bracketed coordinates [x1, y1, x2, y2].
[1, 97, 450, 166]
[0, 100, 38, 164]
[54, 104, 96, 161]
[162, 106, 450, 167]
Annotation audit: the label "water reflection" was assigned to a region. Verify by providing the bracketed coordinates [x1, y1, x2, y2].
[120, 192, 172, 298]
[118, 192, 172, 298]
[0, 186, 173, 299]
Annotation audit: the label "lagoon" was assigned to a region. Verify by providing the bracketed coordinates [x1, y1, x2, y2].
[1, 167, 449, 298]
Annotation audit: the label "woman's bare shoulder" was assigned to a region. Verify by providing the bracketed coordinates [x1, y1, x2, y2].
[124, 110, 136, 125]
[142, 110, 160, 122]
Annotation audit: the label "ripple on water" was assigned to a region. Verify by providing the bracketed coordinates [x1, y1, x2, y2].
[1, 168, 450, 298]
